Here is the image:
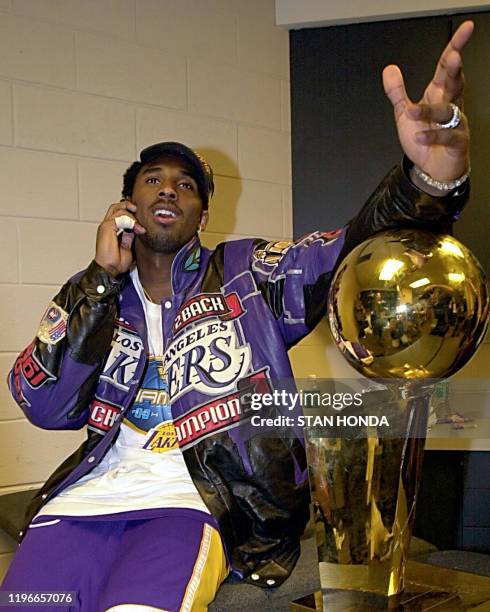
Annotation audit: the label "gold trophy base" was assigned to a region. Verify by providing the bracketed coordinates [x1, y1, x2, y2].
[291, 589, 402, 611]
[290, 560, 490, 611]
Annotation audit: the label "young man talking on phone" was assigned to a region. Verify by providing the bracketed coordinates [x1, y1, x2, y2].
[2, 22, 474, 612]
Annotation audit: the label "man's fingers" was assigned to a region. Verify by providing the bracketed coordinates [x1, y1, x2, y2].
[431, 49, 465, 102]
[382, 65, 411, 119]
[449, 20, 474, 53]
[120, 231, 134, 251]
[113, 211, 146, 235]
[414, 126, 468, 150]
[103, 200, 137, 221]
[121, 198, 137, 213]
[104, 201, 130, 221]
[407, 103, 466, 126]
[429, 20, 473, 102]
[100, 209, 146, 236]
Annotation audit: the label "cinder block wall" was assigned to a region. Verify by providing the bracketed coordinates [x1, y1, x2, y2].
[0, 0, 291, 578]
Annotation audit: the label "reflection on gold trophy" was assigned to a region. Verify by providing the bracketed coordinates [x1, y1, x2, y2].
[306, 230, 489, 609]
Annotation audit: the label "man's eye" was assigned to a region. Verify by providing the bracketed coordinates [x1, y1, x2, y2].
[179, 181, 193, 190]
[146, 177, 159, 184]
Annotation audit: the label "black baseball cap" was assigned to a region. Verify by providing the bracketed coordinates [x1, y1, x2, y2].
[139, 142, 214, 209]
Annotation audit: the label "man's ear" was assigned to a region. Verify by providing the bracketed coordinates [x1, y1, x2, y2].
[199, 210, 209, 232]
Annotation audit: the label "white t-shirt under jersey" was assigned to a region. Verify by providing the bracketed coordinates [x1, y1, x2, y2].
[37, 268, 209, 517]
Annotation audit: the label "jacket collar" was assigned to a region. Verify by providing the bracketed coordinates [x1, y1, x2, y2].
[117, 276, 148, 348]
[169, 234, 204, 295]
[120, 235, 207, 336]
[121, 235, 206, 314]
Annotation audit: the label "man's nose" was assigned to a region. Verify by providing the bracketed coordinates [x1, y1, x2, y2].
[158, 185, 177, 200]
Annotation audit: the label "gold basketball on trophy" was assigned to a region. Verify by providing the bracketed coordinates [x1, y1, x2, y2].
[328, 229, 489, 379]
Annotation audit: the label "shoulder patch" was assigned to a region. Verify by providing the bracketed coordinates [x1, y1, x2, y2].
[37, 302, 68, 345]
[253, 240, 293, 267]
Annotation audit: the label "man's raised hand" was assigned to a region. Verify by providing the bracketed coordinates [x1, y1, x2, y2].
[95, 200, 146, 277]
[382, 20, 473, 184]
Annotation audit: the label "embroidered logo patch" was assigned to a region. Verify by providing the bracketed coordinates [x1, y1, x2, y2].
[253, 240, 293, 267]
[37, 302, 68, 345]
[309, 229, 342, 245]
[143, 422, 179, 453]
[183, 246, 201, 272]
[87, 398, 122, 434]
[174, 369, 272, 450]
[164, 318, 251, 401]
[100, 321, 144, 392]
[11, 341, 55, 407]
[173, 292, 244, 334]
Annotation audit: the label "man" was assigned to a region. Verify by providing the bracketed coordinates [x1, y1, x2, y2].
[2, 21, 473, 612]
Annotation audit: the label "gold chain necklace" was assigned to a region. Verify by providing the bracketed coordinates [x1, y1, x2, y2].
[142, 286, 158, 304]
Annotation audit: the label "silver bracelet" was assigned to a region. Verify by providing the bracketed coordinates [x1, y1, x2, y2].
[413, 164, 470, 193]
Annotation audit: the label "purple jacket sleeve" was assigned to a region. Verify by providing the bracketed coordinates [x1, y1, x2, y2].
[251, 159, 469, 348]
[8, 261, 122, 430]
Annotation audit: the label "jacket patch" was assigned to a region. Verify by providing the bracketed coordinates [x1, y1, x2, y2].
[143, 422, 178, 453]
[301, 229, 342, 247]
[173, 292, 244, 334]
[37, 302, 68, 345]
[174, 369, 272, 450]
[87, 397, 122, 434]
[183, 246, 201, 272]
[100, 321, 144, 391]
[253, 240, 292, 268]
[15, 341, 56, 390]
[164, 317, 251, 401]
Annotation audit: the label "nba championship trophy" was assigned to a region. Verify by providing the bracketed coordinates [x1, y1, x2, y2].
[305, 230, 489, 609]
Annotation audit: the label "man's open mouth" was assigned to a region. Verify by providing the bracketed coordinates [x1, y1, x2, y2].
[152, 207, 179, 225]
